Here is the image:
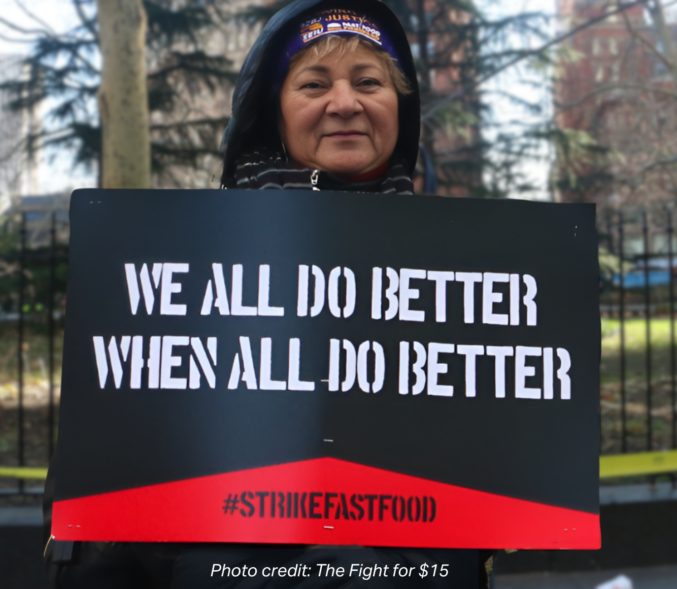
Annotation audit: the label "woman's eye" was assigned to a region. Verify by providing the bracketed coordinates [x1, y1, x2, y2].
[300, 82, 323, 90]
[358, 78, 382, 87]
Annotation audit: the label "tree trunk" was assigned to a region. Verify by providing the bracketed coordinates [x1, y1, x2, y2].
[96, 0, 150, 188]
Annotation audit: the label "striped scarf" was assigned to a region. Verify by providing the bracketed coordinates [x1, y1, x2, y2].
[225, 151, 414, 194]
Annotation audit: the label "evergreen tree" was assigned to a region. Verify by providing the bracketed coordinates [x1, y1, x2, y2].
[0, 0, 237, 188]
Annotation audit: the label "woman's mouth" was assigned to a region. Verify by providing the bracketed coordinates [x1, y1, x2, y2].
[325, 131, 366, 139]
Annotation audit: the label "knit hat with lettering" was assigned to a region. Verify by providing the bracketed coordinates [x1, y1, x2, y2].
[277, 7, 403, 79]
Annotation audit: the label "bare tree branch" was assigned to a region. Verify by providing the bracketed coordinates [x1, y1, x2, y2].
[645, 0, 677, 87]
[423, 0, 645, 120]
[0, 15, 50, 36]
[0, 137, 27, 165]
[150, 117, 229, 131]
[73, 0, 99, 42]
[628, 155, 677, 187]
[14, 0, 56, 35]
[0, 31, 34, 43]
[555, 83, 677, 114]
[621, 7, 672, 70]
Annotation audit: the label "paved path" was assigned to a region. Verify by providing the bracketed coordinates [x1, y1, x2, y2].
[496, 565, 677, 589]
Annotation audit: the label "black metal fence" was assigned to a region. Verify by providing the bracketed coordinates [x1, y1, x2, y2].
[0, 211, 68, 495]
[1, 204, 677, 495]
[600, 206, 677, 455]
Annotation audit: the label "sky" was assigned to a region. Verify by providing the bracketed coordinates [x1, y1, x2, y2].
[0, 0, 95, 194]
[0, 0, 556, 198]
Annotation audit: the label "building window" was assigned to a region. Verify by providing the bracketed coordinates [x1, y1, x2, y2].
[593, 37, 601, 56]
[606, 5, 619, 23]
[609, 38, 618, 55]
[655, 40, 668, 77]
[611, 63, 620, 82]
[595, 65, 605, 82]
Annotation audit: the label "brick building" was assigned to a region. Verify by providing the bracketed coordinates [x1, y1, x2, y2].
[555, 0, 677, 209]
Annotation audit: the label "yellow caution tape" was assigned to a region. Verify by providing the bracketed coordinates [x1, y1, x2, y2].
[0, 467, 48, 480]
[1, 452, 675, 483]
[600, 450, 677, 479]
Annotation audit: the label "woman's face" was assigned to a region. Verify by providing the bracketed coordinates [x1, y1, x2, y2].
[279, 42, 399, 177]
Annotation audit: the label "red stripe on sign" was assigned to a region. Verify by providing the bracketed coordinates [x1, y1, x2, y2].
[53, 458, 600, 549]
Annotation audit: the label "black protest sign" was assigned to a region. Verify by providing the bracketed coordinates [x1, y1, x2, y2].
[53, 189, 600, 549]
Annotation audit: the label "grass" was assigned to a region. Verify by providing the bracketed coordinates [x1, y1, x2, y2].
[601, 318, 677, 454]
[601, 318, 677, 384]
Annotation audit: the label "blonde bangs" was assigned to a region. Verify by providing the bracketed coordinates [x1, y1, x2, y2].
[288, 35, 412, 95]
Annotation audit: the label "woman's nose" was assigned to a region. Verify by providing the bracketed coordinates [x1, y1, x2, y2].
[325, 82, 364, 117]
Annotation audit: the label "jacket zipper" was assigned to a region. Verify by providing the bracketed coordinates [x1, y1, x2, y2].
[311, 169, 320, 191]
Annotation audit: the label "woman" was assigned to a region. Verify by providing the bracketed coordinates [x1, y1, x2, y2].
[217, 1, 495, 586]
[44, 0, 495, 586]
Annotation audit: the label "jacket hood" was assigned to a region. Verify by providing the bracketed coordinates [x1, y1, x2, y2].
[220, 0, 420, 184]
